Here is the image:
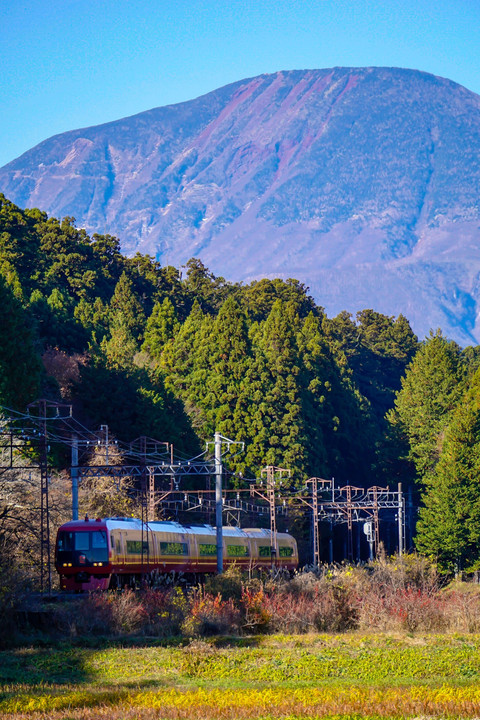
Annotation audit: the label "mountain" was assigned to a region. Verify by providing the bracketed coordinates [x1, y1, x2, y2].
[1, 67, 480, 345]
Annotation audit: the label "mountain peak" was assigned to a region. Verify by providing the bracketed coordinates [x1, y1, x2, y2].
[1, 67, 480, 345]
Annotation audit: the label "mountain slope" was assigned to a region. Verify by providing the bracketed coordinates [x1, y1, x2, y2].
[2, 67, 480, 344]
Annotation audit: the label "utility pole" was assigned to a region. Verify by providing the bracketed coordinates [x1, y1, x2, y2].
[129, 436, 171, 521]
[303, 477, 326, 567]
[260, 465, 291, 567]
[208, 433, 244, 574]
[398, 482, 404, 556]
[101, 424, 109, 464]
[71, 434, 78, 521]
[267, 466, 277, 562]
[373, 486, 380, 557]
[215, 432, 223, 573]
[311, 477, 320, 567]
[28, 399, 72, 593]
[346, 484, 353, 561]
[329, 478, 335, 563]
[39, 400, 50, 593]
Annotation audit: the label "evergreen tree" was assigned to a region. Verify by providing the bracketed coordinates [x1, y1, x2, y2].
[102, 316, 138, 369]
[0, 194, 42, 297]
[108, 271, 146, 344]
[142, 297, 179, 360]
[241, 278, 318, 322]
[183, 258, 233, 313]
[74, 356, 199, 456]
[325, 309, 418, 424]
[388, 330, 465, 479]
[74, 296, 109, 341]
[296, 312, 373, 482]
[0, 275, 41, 409]
[90, 232, 125, 292]
[249, 300, 307, 478]
[201, 297, 251, 446]
[416, 369, 480, 573]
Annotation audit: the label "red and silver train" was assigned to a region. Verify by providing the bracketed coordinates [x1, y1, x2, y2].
[55, 516, 299, 591]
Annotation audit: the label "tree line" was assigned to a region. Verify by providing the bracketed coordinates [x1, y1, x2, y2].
[1, 192, 480, 573]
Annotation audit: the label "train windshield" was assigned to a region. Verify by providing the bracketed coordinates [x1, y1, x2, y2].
[56, 530, 108, 563]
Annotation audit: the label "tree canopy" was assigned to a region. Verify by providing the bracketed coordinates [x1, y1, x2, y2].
[4, 193, 480, 571]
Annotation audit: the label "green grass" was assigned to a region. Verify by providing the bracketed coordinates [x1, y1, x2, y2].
[1, 633, 480, 718]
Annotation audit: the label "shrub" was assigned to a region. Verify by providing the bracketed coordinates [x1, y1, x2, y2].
[270, 566, 362, 633]
[241, 587, 271, 633]
[139, 586, 189, 637]
[0, 562, 31, 647]
[313, 583, 360, 632]
[55, 589, 148, 636]
[442, 586, 480, 633]
[204, 564, 244, 601]
[182, 589, 242, 637]
[369, 553, 440, 594]
[260, 590, 318, 633]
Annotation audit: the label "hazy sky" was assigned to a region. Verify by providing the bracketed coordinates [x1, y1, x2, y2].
[1, 0, 479, 168]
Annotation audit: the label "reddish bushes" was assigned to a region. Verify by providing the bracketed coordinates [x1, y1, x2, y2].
[44, 555, 480, 640]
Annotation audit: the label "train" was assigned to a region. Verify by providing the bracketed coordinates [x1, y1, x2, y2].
[55, 516, 299, 591]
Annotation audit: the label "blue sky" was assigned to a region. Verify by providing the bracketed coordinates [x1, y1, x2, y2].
[1, 0, 479, 168]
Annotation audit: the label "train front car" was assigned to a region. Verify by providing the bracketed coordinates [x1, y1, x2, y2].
[55, 517, 299, 591]
[55, 518, 111, 591]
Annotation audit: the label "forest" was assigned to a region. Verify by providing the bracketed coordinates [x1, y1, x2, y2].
[1, 191, 480, 576]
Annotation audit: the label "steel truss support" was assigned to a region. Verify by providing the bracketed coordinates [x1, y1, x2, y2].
[27, 400, 72, 593]
[313, 481, 405, 558]
[249, 466, 290, 567]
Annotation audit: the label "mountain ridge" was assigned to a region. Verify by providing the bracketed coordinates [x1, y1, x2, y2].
[2, 67, 480, 345]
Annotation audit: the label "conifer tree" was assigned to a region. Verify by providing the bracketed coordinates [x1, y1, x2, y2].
[108, 271, 146, 344]
[0, 275, 41, 409]
[416, 369, 480, 573]
[202, 297, 251, 443]
[183, 258, 232, 312]
[142, 297, 179, 360]
[249, 300, 307, 478]
[161, 300, 213, 432]
[162, 300, 207, 389]
[102, 316, 138, 369]
[388, 330, 465, 479]
[296, 312, 372, 481]
[74, 296, 109, 341]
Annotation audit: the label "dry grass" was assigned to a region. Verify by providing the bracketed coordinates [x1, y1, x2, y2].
[3, 684, 480, 719]
[2, 634, 480, 719]
[5, 558, 480, 718]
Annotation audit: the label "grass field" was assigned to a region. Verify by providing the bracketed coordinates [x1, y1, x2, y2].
[2, 633, 480, 719]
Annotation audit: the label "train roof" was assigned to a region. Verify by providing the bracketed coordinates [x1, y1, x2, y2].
[56, 518, 294, 540]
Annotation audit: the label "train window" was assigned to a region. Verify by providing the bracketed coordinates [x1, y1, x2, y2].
[259, 545, 272, 557]
[116, 539, 121, 553]
[160, 541, 188, 555]
[126, 540, 149, 554]
[56, 531, 108, 563]
[227, 544, 248, 557]
[199, 543, 216, 556]
[279, 546, 294, 557]
[75, 533, 90, 551]
[92, 531, 107, 549]
[57, 531, 74, 551]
